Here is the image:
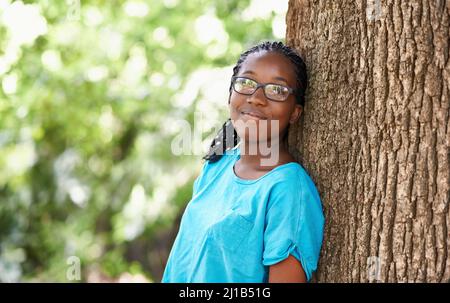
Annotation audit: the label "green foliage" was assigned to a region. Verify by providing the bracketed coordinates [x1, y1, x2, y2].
[0, 0, 285, 282]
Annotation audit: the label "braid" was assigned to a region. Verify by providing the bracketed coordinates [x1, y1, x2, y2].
[202, 118, 238, 162]
[203, 41, 308, 163]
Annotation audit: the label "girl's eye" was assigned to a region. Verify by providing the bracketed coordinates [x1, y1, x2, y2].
[267, 85, 286, 95]
[233, 78, 256, 93]
[240, 78, 255, 87]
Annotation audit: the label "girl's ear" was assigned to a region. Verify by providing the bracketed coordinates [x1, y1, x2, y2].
[289, 105, 303, 124]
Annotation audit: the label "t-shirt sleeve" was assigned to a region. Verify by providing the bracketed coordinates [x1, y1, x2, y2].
[193, 148, 240, 196]
[262, 172, 325, 281]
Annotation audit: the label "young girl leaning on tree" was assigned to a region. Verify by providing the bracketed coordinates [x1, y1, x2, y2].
[162, 41, 325, 283]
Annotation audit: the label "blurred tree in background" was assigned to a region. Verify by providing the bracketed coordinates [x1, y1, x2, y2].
[0, 0, 287, 282]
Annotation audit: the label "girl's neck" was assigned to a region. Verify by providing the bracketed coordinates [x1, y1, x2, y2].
[237, 137, 292, 171]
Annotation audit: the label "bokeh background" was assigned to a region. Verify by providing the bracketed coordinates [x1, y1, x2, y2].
[0, 0, 288, 282]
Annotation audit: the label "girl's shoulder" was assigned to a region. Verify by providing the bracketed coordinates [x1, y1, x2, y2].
[201, 146, 239, 169]
[268, 161, 314, 189]
[196, 146, 240, 180]
[263, 160, 321, 204]
[267, 164, 324, 221]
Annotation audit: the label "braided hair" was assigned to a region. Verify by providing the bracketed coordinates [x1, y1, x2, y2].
[203, 41, 308, 163]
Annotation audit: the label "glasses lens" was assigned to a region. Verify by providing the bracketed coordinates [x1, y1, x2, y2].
[265, 84, 289, 101]
[233, 77, 256, 94]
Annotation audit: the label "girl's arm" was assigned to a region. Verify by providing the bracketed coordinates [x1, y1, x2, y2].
[268, 255, 307, 283]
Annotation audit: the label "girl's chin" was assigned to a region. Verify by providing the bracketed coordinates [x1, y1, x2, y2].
[235, 130, 272, 143]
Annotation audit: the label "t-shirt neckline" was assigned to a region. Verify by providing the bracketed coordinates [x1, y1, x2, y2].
[231, 146, 299, 185]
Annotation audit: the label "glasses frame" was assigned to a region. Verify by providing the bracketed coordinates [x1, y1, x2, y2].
[231, 76, 296, 102]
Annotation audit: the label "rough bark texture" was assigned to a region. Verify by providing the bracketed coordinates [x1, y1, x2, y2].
[286, 0, 449, 282]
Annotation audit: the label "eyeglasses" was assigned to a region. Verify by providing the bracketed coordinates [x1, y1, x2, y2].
[231, 76, 296, 102]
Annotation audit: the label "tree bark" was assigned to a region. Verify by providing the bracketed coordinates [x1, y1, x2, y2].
[286, 0, 449, 282]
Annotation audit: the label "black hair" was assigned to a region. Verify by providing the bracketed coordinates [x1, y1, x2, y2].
[202, 41, 308, 163]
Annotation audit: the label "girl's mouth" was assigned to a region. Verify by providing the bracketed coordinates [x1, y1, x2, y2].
[240, 111, 268, 120]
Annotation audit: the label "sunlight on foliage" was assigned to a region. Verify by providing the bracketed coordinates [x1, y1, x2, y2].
[0, 0, 287, 282]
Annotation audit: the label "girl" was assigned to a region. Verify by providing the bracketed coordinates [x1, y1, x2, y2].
[162, 41, 324, 283]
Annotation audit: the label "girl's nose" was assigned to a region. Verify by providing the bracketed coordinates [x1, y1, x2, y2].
[246, 87, 267, 106]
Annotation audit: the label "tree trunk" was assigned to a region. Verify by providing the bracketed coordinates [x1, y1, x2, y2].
[286, 0, 449, 282]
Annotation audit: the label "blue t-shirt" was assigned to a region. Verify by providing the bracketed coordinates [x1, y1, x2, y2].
[162, 146, 324, 283]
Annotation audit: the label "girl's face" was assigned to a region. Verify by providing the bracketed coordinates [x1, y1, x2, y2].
[229, 51, 302, 144]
